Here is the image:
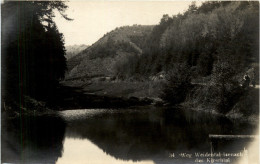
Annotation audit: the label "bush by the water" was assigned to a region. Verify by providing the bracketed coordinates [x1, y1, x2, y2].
[160, 64, 192, 105]
[210, 61, 244, 113]
[185, 60, 246, 114]
[231, 88, 259, 116]
[187, 83, 244, 114]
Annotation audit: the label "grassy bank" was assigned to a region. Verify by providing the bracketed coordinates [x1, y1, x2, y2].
[183, 84, 259, 123]
[62, 80, 163, 101]
[2, 84, 157, 117]
[64, 79, 258, 123]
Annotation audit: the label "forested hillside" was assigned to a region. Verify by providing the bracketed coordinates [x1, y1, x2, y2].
[64, 1, 259, 116]
[66, 1, 258, 81]
[116, 1, 259, 79]
[66, 25, 153, 79]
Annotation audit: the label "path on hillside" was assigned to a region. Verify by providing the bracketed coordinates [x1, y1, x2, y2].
[192, 82, 259, 89]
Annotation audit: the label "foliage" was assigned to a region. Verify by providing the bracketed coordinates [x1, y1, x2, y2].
[197, 52, 213, 76]
[160, 64, 192, 105]
[113, 1, 258, 78]
[88, 39, 140, 59]
[2, 1, 70, 99]
[66, 1, 258, 83]
[209, 60, 244, 113]
[233, 88, 259, 116]
[66, 25, 153, 79]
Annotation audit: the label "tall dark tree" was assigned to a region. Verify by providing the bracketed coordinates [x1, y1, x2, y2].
[2, 1, 70, 103]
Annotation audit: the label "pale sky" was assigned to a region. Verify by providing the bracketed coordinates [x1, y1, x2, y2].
[54, 1, 202, 46]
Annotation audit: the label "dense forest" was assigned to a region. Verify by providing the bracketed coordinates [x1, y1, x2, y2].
[1, 1, 70, 105]
[67, 1, 259, 81]
[115, 1, 259, 79]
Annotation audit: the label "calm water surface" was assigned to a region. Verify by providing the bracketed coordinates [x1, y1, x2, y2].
[2, 107, 258, 164]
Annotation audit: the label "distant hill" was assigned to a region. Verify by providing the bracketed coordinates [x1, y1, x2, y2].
[65, 25, 154, 80]
[65, 44, 89, 59]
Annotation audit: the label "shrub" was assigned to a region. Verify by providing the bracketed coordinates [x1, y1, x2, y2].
[234, 88, 259, 116]
[210, 61, 244, 113]
[160, 63, 192, 105]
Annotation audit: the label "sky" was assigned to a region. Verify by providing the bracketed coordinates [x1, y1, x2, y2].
[54, 1, 202, 46]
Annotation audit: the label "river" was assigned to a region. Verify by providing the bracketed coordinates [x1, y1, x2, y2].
[1, 107, 258, 164]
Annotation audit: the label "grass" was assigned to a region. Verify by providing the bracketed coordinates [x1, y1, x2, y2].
[82, 81, 163, 99]
[62, 79, 163, 100]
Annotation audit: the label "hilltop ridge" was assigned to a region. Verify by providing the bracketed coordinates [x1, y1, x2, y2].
[66, 25, 154, 80]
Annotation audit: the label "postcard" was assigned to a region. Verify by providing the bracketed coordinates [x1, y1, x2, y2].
[1, 1, 259, 164]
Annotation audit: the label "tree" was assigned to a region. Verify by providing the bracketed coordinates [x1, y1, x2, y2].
[197, 52, 213, 76]
[186, 1, 198, 15]
[210, 59, 243, 113]
[160, 63, 192, 105]
[2, 1, 70, 100]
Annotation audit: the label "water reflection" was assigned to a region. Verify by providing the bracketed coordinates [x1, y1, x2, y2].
[57, 108, 257, 164]
[2, 107, 258, 163]
[56, 137, 155, 164]
[1, 113, 66, 163]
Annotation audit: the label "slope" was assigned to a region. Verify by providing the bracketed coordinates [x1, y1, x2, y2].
[65, 44, 89, 60]
[65, 25, 154, 80]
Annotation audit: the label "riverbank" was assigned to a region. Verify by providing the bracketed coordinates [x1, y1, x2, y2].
[62, 80, 259, 124]
[182, 84, 259, 124]
[2, 84, 157, 116]
[3, 80, 258, 125]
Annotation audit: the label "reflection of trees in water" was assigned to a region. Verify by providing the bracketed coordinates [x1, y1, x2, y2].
[1, 108, 256, 163]
[65, 108, 256, 162]
[2, 114, 66, 163]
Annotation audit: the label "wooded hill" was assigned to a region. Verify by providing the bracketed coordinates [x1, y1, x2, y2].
[66, 1, 259, 81]
[66, 25, 154, 80]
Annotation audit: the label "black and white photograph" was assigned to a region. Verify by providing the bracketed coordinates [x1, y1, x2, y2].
[1, 1, 259, 164]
